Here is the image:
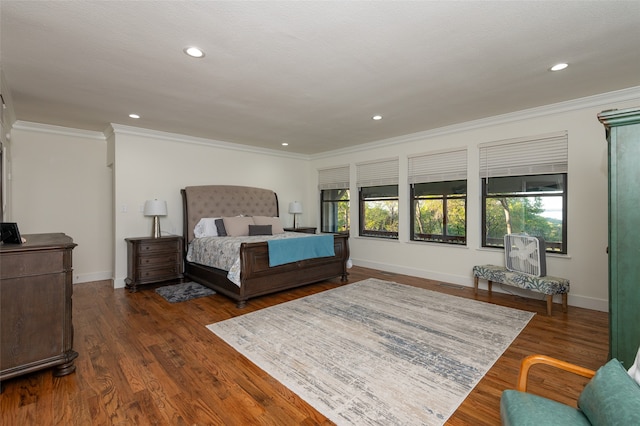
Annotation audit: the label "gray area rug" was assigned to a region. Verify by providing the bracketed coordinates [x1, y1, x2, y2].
[155, 281, 215, 303]
[208, 278, 534, 426]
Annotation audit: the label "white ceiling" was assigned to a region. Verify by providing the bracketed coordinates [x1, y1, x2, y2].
[2, 1, 639, 155]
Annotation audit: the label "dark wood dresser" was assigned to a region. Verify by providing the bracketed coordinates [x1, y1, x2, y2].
[0, 233, 78, 389]
[125, 235, 183, 292]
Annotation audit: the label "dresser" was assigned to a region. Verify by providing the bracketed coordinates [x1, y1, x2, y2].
[598, 107, 640, 367]
[125, 235, 183, 291]
[0, 233, 78, 388]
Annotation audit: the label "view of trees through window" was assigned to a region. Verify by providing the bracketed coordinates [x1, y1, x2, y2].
[483, 174, 566, 253]
[360, 185, 398, 238]
[320, 189, 350, 233]
[411, 180, 466, 244]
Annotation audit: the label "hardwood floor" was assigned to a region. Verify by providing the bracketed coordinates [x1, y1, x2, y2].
[0, 266, 608, 425]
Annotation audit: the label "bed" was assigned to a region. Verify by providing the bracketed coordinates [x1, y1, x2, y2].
[181, 185, 350, 307]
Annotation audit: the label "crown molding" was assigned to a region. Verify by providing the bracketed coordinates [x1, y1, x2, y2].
[11, 121, 106, 140]
[312, 85, 640, 160]
[107, 123, 310, 161]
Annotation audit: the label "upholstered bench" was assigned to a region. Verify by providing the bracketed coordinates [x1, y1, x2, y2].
[472, 264, 569, 315]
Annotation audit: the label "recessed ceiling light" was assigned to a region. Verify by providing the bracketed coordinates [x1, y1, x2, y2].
[184, 46, 205, 58]
[550, 63, 568, 71]
[129, 113, 140, 119]
[372, 115, 383, 120]
[281, 142, 289, 146]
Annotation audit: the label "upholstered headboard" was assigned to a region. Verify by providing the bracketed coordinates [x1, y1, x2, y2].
[182, 185, 279, 243]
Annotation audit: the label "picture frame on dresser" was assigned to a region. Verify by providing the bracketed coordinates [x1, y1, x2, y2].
[0, 222, 22, 244]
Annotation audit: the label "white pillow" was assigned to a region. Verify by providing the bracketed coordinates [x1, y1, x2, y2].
[628, 345, 640, 385]
[194, 218, 220, 238]
[253, 216, 285, 234]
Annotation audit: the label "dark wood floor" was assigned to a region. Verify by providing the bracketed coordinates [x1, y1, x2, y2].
[0, 266, 608, 425]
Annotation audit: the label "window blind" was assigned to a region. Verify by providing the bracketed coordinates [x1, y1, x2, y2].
[479, 131, 568, 178]
[356, 157, 399, 188]
[318, 165, 350, 190]
[408, 148, 467, 184]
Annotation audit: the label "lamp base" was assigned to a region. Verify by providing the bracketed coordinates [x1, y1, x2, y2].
[151, 216, 161, 238]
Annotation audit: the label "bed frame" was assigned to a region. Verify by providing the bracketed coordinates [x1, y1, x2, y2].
[181, 185, 350, 308]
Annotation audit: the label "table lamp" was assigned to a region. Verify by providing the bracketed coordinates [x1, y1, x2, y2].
[288, 201, 303, 229]
[143, 199, 167, 238]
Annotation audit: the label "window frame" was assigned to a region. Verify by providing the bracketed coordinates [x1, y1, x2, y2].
[359, 184, 399, 239]
[320, 188, 350, 234]
[481, 173, 568, 253]
[410, 180, 467, 245]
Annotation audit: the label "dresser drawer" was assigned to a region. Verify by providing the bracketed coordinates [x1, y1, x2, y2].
[0, 251, 65, 279]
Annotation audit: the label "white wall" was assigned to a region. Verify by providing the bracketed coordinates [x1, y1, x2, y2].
[9, 87, 640, 312]
[109, 125, 312, 288]
[311, 91, 640, 312]
[9, 123, 112, 283]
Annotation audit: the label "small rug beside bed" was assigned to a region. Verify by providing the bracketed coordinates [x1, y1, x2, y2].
[155, 281, 215, 303]
[207, 278, 534, 425]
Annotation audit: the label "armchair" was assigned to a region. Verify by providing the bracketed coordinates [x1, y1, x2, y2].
[501, 354, 640, 425]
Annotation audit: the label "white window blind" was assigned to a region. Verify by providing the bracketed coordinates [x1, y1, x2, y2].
[318, 165, 350, 190]
[479, 131, 568, 178]
[408, 148, 467, 184]
[356, 157, 399, 188]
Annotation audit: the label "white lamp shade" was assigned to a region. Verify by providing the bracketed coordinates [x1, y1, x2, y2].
[288, 201, 303, 214]
[143, 199, 167, 216]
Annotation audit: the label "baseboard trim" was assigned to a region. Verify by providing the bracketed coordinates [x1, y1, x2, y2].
[73, 271, 112, 284]
[351, 258, 608, 312]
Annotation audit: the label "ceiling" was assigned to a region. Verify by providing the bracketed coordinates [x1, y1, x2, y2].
[2, 1, 639, 155]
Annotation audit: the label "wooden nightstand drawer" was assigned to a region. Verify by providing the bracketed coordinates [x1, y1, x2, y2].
[138, 239, 181, 254]
[125, 236, 184, 292]
[135, 265, 180, 282]
[137, 252, 181, 267]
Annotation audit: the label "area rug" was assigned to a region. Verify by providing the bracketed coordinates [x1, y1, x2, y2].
[155, 281, 215, 303]
[207, 278, 534, 425]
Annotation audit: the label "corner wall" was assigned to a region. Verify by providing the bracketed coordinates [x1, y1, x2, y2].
[310, 90, 640, 311]
[109, 125, 313, 288]
[9, 123, 112, 283]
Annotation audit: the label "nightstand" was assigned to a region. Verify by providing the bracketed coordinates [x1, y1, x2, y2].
[284, 227, 317, 234]
[125, 235, 183, 292]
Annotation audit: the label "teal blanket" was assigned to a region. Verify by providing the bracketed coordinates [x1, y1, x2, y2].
[267, 234, 335, 267]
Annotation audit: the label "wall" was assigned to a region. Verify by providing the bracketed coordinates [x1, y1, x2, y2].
[9, 123, 112, 283]
[8, 87, 640, 311]
[310, 90, 640, 312]
[109, 125, 312, 288]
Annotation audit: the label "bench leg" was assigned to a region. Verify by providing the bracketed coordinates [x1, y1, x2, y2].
[474, 276, 478, 295]
[546, 295, 553, 316]
[487, 280, 492, 294]
[562, 293, 568, 313]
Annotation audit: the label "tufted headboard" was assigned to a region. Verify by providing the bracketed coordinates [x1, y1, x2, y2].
[182, 185, 280, 243]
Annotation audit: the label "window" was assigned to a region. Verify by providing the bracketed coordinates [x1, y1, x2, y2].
[411, 181, 466, 244]
[318, 165, 350, 233]
[357, 158, 399, 239]
[359, 185, 399, 238]
[408, 148, 467, 245]
[480, 131, 568, 253]
[321, 189, 350, 233]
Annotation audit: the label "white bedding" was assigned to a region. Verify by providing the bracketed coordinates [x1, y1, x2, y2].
[186, 232, 314, 286]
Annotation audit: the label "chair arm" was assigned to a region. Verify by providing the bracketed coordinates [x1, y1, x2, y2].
[517, 354, 596, 392]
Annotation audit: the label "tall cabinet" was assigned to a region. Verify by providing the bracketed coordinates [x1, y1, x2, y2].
[598, 107, 640, 367]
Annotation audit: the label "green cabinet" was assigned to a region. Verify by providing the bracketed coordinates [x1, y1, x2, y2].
[598, 107, 640, 368]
